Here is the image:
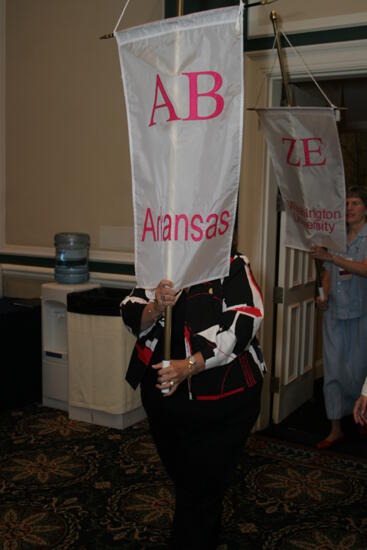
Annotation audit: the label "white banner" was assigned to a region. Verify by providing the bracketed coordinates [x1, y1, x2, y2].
[257, 107, 347, 252]
[115, 7, 244, 289]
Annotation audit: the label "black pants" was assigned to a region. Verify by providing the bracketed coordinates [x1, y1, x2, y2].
[141, 371, 262, 550]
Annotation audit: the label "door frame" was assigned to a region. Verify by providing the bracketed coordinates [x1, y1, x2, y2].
[238, 38, 367, 430]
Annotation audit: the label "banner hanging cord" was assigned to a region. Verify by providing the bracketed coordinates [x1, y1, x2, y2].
[253, 36, 277, 109]
[101, 0, 278, 39]
[113, 0, 132, 35]
[251, 32, 340, 112]
[280, 30, 338, 110]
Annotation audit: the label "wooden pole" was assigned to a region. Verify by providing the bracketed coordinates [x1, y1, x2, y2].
[176, 0, 184, 17]
[163, 0, 184, 365]
[269, 11, 324, 379]
[270, 10, 325, 292]
[270, 11, 292, 107]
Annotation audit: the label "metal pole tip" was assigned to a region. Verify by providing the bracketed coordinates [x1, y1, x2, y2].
[99, 33, 114, 40]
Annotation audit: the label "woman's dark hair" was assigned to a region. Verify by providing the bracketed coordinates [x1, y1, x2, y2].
[347, 186, 367, 209]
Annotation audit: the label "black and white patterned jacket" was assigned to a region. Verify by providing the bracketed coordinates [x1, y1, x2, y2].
[121, 254, 266, 400]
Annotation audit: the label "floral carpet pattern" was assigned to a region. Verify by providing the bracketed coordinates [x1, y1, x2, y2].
[0, 404, 367, 549]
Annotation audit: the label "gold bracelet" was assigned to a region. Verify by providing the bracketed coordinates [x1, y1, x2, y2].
[187, 356, 197, 378]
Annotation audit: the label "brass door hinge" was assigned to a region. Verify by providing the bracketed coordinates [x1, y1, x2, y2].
[276, 190, 285, 212]
[273, 286, 283, 304]
[270, 376, 280, 393]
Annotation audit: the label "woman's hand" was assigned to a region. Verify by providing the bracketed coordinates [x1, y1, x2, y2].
[153, 354, 205, 397]
[310, 245, 333, 262]
[153, 359, 192, 396]
[354, 395, 367, 425]
[311, 246, 367, 278]
[140, 280, 178, 331]
[155, 280, 178, 313]
[315, 295, 328, 311]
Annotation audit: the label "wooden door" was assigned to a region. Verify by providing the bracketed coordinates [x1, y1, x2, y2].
[272, 213, 317, 423]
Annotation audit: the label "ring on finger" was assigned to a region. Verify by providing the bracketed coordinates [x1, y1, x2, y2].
[169, 380, 174, 387]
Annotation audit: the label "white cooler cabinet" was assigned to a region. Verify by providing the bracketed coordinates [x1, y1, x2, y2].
[67, 287, 145, 429]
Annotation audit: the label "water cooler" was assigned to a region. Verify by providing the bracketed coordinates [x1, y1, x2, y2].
[41, 282, 99, 411]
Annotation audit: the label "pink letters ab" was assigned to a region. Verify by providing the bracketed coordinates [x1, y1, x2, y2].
[149, 71, 224, 127]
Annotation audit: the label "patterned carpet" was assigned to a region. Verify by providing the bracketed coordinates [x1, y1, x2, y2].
[1, 404, 367, 549]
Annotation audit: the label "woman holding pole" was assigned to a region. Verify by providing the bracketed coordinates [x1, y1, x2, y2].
[311, 185, 367, 449]
[121, 240, 265, 549]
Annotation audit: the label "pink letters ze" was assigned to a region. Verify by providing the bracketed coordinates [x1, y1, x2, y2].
[149, 71, 224, 127]
[282, 137, 326, 167]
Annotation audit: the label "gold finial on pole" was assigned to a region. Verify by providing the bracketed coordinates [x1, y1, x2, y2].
[99, 33, 114, 40]
[270, 10, 292, 107]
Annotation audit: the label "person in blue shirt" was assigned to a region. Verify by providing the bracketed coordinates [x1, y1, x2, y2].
[311, 186, 367, 450]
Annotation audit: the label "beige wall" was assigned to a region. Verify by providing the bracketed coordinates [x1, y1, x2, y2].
[5, 0, 163, 250]
[2, 275, 48, 298]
